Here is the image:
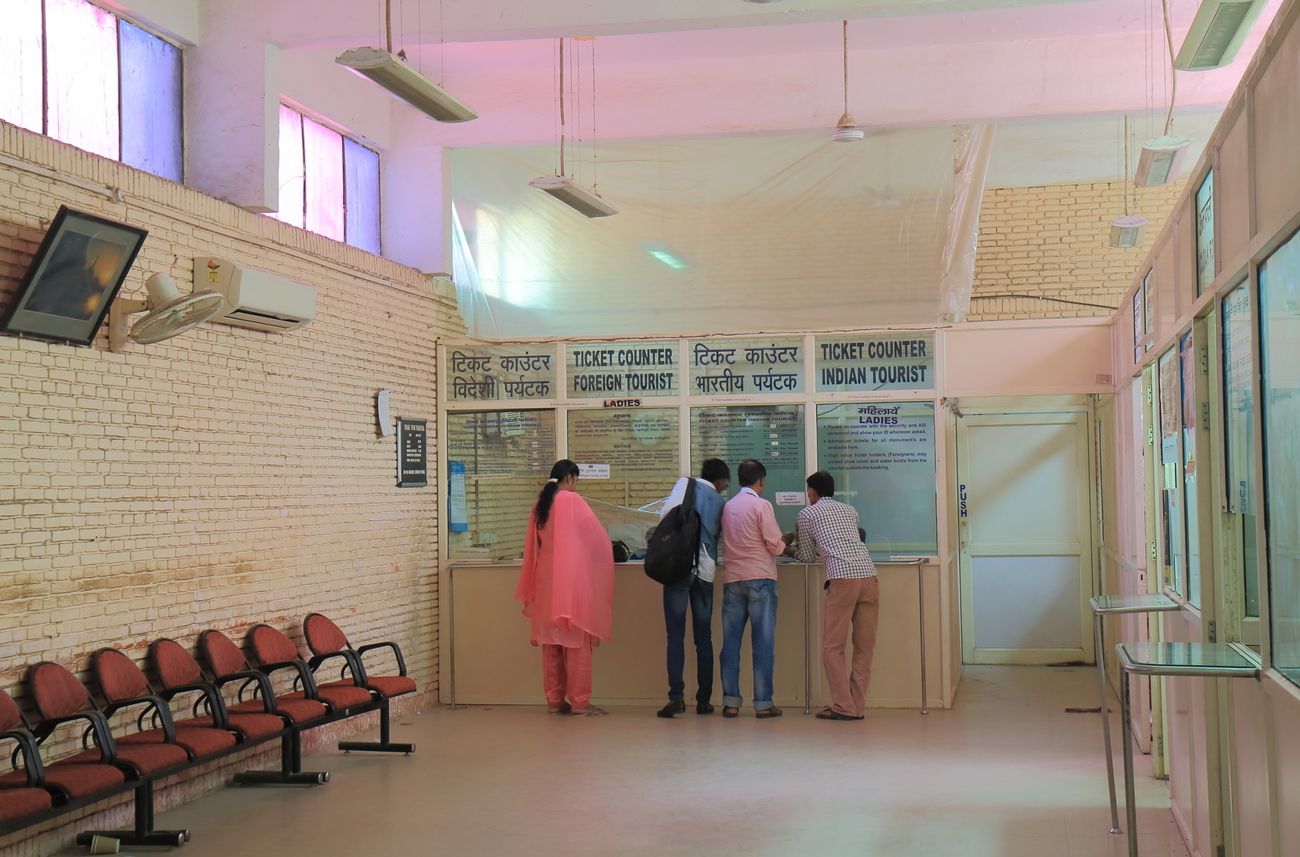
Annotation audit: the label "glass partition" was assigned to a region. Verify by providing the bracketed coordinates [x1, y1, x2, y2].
[1260, 229, 1300, 685]
[1195, 171, 1215, 295]
[690, 405, 806, 533]
[447, 410, 557, 561]
[1222, 284, 1260, 617]
[567, 408, 680, 552]
[1180, 333, 1202, 608]
[1158, 347, 1185, 596]
[815, 402, 938, 557]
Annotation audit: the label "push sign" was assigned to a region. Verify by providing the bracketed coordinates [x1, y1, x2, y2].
[959, 484, 968, 519]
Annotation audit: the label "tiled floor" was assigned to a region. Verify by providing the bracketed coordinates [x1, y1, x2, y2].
[103, 666, 1190, 857]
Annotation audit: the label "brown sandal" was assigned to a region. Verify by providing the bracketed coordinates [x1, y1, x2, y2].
[570, 705, 609, 717]
[755, 706, 783, 719]
[547, 703, 572, 715]
[722, 706, 740, 718]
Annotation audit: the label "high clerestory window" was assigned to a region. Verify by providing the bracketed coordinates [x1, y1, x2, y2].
[273, 103, 381, 255]
[0, 0, 183, 182]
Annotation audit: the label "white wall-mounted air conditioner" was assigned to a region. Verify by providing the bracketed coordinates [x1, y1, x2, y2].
[1175, 0, 1267, 71]
[193, 258, 317, 332]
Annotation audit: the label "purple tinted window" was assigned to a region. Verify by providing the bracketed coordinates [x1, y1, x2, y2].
[303, 117, 345, 242]
[45, 0, 120, 159]
[0, 0, 43, 133]
[119, 19, 182, 181]
[274, 105, 306, 228]
[344, 139, 381, 254]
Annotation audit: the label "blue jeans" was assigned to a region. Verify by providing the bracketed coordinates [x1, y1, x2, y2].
[720, 579, 778, 710]
[663, 575, 714, 703]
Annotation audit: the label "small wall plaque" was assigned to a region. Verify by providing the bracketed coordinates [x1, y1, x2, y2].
[397, 418, 427, 488]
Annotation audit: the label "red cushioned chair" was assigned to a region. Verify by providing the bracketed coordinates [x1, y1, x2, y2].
[197, 630, 330, 786]
[302, 613, 417, 754]
[0, 689, 54, 835]
[25, 664, 189, 847]
[150, 639, 284, 744]
[91, 648, 238, 761]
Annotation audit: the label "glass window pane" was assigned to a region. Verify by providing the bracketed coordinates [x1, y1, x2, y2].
[273, 105, 305, 228]
[447, 410, 557, 561]
[303, 116, 345, 242]
[816, 402, 937, 558]
[1223, 284, 1260, 617]
[1260, 229, 1300, 685]
[1133, 287, 1145, 364]
[344, 138, 381, 254]
[1158, 348, 1185, 595]
[0, 0, 43, 133]
[119, 20, 182, 182]
[567, 408, 679, 553]
[1143, 272, 1155, 351]
[1180, 333, 1201, 608]
[690, 405, 805, 534]
[45, 0, 119, 159]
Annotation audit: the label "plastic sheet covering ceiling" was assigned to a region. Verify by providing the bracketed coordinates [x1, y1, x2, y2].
[451, 127, 987, 339]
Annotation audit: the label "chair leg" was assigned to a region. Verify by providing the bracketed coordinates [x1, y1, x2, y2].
[232, 732, 330, 786]
[338, 698, 415, 755]
[75, 781, 189, 848]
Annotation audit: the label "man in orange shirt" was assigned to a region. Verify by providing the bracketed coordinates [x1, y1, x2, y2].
[719, 459, 787, 719]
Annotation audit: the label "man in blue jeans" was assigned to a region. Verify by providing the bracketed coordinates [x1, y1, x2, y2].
[657, 459, 730, 718]
[719, 459, 787, 719]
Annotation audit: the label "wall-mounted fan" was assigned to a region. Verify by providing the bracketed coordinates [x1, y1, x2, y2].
[107, 273, 227, 351]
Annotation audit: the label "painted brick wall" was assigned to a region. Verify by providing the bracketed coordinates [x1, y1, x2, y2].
[968, 180, 1184, 321]
[0, 123, 463, 855]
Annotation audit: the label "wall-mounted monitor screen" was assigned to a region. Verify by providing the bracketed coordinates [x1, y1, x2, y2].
[1, 206, 147, 345]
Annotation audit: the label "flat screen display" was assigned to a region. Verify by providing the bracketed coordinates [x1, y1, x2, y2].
[1, 206, 148, 345]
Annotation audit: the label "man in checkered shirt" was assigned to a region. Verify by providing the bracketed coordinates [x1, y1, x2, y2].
[784, 470, 879, 721]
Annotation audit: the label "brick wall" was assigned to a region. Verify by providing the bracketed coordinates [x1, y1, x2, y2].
[0, 123, 463, 855]
[968, 180, 1184, 321]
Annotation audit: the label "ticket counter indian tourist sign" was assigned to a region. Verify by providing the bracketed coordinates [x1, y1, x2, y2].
[566, 341, 679, 398]
[688, 336, 803, 396]
[447, 344, 556, 402]
[815, 332, 935, 392]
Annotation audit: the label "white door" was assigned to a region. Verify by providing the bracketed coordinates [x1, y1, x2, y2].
[958, 407, 1094, 664]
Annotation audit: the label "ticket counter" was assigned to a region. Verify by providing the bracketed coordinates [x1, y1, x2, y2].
[442, 558, 959, 710]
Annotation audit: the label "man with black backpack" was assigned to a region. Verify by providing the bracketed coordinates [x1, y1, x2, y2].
[652, 458, 730, 718]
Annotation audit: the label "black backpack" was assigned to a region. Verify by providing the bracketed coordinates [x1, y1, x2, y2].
[644, 478, 702, 585]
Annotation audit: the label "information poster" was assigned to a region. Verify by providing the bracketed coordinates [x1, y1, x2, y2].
[1132, 286, 1146, 363]
[1196, 171, 1215, 295]
[689, 336, 803, 395]
[567, 341, 679, 398]
[568, 409, 680, 478]
[815, 332, 935, 393]
[448, 461, 468, 532]
[690, 405, 805, 532]
[447, 344, 556, 402]
[816, 402, 937, 557]
[1222, 285, 1253, 514]
[397, 418, 427, 488]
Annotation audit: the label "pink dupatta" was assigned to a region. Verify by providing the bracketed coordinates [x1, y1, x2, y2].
[515, 490, 615, 647]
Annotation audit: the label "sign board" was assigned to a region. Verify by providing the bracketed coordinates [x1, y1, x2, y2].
[578, 463, 611, 479]
[775, 491, 806, 506]
[567, 341, 679, 398]
[815, 333, 935, 392]
[688, 336, 803, 396]
[397, 418, 427, 487]
[447, 344, 556, 401]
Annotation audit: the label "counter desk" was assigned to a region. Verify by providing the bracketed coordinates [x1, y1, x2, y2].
[440, 558, 960, 711]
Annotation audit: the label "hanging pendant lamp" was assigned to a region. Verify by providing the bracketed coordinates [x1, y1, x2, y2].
[832, 20, 865, 143]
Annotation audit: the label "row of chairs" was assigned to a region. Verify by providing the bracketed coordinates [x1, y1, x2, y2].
[0, 613, 417, 848]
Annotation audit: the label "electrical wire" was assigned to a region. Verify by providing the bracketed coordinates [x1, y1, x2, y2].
[1159, 0, 1178, 134]
[842, 20, 850, 116]
[591, 38, 599, 192]
[384, 0, 393, 53]
[559, 38, 567, 178]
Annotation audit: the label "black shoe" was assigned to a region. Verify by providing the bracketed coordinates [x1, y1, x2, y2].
[656, 700, 686, 718]
[696, 701, 715, 715]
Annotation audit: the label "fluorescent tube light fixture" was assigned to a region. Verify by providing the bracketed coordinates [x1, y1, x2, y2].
[1134, 135, 1192, 187]
[336, 48, 477, 123]
[1174, 0, 1267, 71]
[1110, 215, 1149, 249]
[528, 175, 618, 218]
[646, 247, 688, 269]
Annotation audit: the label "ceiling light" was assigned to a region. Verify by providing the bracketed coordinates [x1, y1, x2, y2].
[336, 48, 477, 123]
[1110, 215, 1149, 249]
[646, 248, 688, 270]
[1174, 0, 1267, 71]
[529, 175, 618, 218]
[1134, 135, 1191, 187]
[832, 20, 865, 143]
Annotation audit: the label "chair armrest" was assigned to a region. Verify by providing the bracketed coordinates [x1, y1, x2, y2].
[160, 681, 230, 726]
[32, 710, 117, 762]
[102, 695, 177, 742]
[213, 671, 276, 712]
[357, 641, 408, 676]
[256, 660, 319, 698]
[308, 650, 364, 684]
[0, 729, 45, 786]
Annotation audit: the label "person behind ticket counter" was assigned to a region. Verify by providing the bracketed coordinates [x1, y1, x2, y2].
[514, 460, 616, 717]
[720, 459, 787, 719]
[656, 458, 730, 719]
[783, 471, 879, 722]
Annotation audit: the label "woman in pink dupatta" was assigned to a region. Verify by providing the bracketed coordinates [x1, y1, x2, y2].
[515, 460, 616, 716]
